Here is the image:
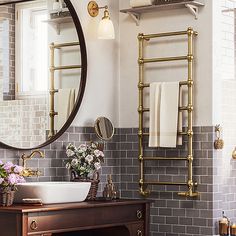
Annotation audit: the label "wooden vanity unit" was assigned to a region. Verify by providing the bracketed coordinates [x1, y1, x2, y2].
[0, 199, 151, 236]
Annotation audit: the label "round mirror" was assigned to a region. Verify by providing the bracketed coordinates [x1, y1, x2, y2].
[94, 117, 114, 141]
[0, 0, 87, 150]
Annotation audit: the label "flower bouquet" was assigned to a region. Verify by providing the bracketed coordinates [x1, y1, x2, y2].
[0, 161, 25, 206]
[65, 142, 104, 200]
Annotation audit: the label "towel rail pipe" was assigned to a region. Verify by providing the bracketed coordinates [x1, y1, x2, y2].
[49, 43, 56, 138]
[141, 30, 198, 39]
[52, 41, 80, 48]
[141, 56, 188, 64]
[137, 28, 198, 197]
[138, 106, 192, 113]
[138, 33, 148, 196]
[142, 132, 188, 136]
[145, 181, 187, 186]
[187, 27, 194, 196]
[51, 65, 82, 71]
[143, 157, 187, 161]
[139, 81, 192, 88]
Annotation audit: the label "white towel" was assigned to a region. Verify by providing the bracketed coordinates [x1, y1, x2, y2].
[177, 86, 183, 145]
[130, 0, 155, 8]
[149, 82, 161, 147]
[159, 82, 179, 147]
[148, 82, 181, 148]
[56, 89, 75, 130]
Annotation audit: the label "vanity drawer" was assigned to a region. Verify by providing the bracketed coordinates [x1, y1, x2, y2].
[28, 204, 146, 234]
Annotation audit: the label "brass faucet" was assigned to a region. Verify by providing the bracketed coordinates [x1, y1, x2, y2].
[21, 150, 45, 177]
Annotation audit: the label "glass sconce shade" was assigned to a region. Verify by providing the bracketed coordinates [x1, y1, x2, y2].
[98, 18, 115, 39]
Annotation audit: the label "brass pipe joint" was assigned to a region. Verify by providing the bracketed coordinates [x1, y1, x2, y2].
[187, 155, 193, 162]
[187, 180, 194, 188]
[138, 33, 144, 40]
[138, 130, 143, 136]
[187, 54, 194, 61]
[188, 105, 194, 112]
[139, 155, 143, 161]
[187, 130, 193, 136]
[138, 58, 144, 64]
[138, 82, 144, 89]
[187, 80, 194, 86]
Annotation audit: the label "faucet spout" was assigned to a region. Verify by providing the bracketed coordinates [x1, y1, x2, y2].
[20, 150, 45, 177]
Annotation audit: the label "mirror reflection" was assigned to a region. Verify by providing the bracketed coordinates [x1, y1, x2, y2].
[0, 0, 81, 148]
[94, 117, 114, 141]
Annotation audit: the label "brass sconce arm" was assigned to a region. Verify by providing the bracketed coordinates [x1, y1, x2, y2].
[87, 1, 115, 39]
[87, 1, 108, 17]
[21, 150, 45, 177]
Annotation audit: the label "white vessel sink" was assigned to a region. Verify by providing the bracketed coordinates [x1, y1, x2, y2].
[14, 182, 91, 204]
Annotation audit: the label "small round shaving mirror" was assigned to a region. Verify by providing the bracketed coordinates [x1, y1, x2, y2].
[94, 117, 114, 141]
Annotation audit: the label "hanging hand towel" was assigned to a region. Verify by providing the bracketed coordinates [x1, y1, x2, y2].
[56, 89, 75, 131]
[177, 86, 183, 145]
[130, 0, 155, 8]
[149, 82, 161, 147]
[159, 82, 179, 148]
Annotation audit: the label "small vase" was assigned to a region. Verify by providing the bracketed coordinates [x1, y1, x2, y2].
[70, 171, 100, 201]
[0, 189, 15, 207]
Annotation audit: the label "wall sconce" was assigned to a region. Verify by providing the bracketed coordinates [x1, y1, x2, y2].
[87, 1, 115, 40]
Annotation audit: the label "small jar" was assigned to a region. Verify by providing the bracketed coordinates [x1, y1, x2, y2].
[219, 218, 229, 236]
[231, 224, 236, 236]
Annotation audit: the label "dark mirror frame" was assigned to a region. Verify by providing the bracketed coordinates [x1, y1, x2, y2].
[0, 0, 87, 150]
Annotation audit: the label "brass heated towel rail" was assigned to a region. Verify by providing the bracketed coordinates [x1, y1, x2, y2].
[49, 41, 81, 138]
[138, 27, 198, 197]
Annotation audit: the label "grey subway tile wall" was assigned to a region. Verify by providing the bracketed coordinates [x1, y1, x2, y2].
[0, 125, 226, 236]
[0, 4, 15, 100]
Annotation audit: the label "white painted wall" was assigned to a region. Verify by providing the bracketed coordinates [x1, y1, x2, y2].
[70, 0, 215, 128]
[119, 0, 213, 127]
[70, 0, 120, 127]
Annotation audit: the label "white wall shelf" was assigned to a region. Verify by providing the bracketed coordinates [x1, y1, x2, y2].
[120, 1, 205, 25]
[44, 16, 73, 35]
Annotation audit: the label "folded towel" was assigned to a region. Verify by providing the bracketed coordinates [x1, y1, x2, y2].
[177, 86, 183, 145]
[130, 0, 155, 8]
[56, 89, 75, 130]
[159, 82, 179, 148]
[149, 82, 161, 147]
[148, 82, 181, 148]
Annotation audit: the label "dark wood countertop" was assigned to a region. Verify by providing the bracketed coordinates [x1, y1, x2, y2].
[0, 198, 151, 213]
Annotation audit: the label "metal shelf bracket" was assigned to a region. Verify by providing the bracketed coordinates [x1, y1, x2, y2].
[185, 4, 199, 19]
[128, 12, 141, 26]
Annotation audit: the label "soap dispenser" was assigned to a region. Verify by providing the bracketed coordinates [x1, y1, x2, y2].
[219, 211, 230, 236]
[103, 175, 119, 200]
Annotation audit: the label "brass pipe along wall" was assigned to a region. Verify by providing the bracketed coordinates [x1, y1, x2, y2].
[137, 27, 198, 197]
[48, 41, 81, 138]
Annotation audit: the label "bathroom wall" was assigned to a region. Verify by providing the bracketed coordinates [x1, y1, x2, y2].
[70, 0, 120, 127]
[0, 126, 121, 196]
[0, 4, 15, 101]
[120, 126, 215, 236]
[119, 0, 214, 128]
[212, 0, 236, 226]
[70, 0, 215, 128]
[0, 97, 48, 148]
[0, 124, 215, 236]
[0, 1, 233, 236]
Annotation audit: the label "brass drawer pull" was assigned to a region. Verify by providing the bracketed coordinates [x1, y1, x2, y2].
[137, 230, 143, 236]
[136, 210, 143, 219]
[30, 220, 38, 231]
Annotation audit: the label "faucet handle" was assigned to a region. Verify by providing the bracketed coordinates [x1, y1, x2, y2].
[35, 169, 42, 177]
